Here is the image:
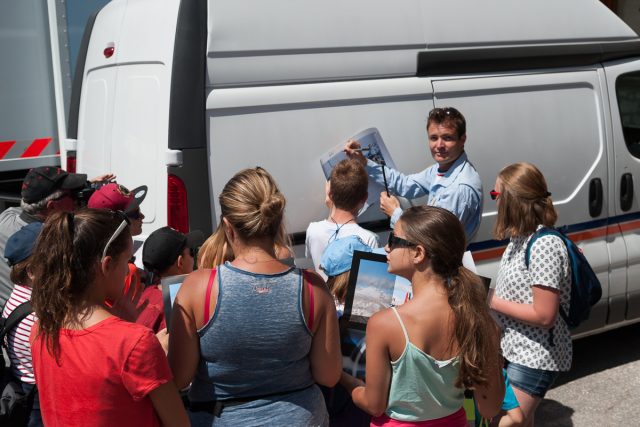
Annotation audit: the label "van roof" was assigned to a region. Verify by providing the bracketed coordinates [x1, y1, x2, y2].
[207, 0, 640, 87]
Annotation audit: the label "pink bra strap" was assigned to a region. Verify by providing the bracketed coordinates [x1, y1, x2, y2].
[203, 268, 217, 325]
[302, 270, 314, 331]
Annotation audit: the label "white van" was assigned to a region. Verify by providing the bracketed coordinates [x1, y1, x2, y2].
[70, 0, 640, 337]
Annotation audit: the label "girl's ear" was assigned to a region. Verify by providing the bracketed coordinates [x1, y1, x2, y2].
[176, 254, 184, 269]
[100, 256, 112, 276]
[222, 217, 236, 242]
[413, 244, 427, 265]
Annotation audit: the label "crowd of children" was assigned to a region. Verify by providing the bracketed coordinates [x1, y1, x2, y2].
[0, 110, 572, 427]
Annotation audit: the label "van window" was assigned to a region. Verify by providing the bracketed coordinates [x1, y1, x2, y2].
[616, 72, 640, 158]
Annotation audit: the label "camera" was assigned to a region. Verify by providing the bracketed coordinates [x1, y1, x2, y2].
[74, 180, 111, 207]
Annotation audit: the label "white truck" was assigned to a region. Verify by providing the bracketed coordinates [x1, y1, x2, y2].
[0, 0, 108, 208]
[73, 0, 640, 337]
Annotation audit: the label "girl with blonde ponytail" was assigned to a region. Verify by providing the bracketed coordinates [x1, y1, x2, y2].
[170, 167, 341, 426]
[340, 205, 504, 426]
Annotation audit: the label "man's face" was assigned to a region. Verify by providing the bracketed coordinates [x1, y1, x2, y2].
[49, 191, 77, 213]
[427, 123, 466, 171]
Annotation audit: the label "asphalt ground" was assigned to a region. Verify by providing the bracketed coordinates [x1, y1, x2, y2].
[535, 322, 640, 426]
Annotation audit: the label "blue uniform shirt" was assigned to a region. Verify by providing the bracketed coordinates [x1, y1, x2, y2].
[365, 151, 483, 241]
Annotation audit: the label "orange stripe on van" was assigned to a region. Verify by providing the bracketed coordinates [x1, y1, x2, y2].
[472, 247, 506, 262]
[21, 137, 52, 158]
[618, 219, 640, 233]
[565, 226, 608, 243]
[0, 141, 16, 159]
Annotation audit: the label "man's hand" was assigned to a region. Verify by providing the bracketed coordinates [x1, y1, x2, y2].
[344, 139, 367, 167]
[379, 192, 400, 217]
[90, 173, 116, 183]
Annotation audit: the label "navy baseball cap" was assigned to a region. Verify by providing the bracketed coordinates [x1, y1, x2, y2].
[5, 222, 43, 266]
[320, 235, 373, 277]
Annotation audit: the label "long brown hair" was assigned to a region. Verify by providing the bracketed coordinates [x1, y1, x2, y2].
[399, 206, 501, 389]
[493, 162, 557, 240]
[30, 209, 132, 357]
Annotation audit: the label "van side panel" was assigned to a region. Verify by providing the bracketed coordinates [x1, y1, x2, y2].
[206, 78, 433, 236]
[433, 69, 609, 331]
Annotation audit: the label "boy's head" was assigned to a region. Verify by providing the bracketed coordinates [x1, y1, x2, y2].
[328, 159, 368, 213]
[143, 227, 205, 278]
[5, 222, 43, 284]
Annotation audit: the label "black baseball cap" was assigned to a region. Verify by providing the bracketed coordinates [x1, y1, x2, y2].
[143, 227, 205, 274]
[21, 166, 87, 204]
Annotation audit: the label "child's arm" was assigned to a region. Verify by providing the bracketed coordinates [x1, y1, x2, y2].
[494, 406, 524, 427]
[340, 311, 392, 417]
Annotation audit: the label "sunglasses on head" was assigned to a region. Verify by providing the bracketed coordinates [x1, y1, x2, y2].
[102, 210, 131, 260]
[387, 231, 417, 249]
[428, 107, 462, 120]
[489, 190, 501, 200]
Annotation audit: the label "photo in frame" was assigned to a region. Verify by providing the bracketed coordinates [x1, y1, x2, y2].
[342, 250, 412, 330]
[161, 273, 188, 328]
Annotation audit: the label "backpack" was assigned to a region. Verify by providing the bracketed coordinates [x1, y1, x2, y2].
[0, 301, 36, 426]
[525, 226, 602, 329]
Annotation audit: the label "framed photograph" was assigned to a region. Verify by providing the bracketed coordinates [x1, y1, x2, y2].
[161, 274, 188, 328]
[342, 250, 412, 330]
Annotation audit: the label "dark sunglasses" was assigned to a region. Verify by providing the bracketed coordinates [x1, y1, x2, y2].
[387, 231, 417, 249]
[489, 190, 501, 200]
[127, 209, 143, 220]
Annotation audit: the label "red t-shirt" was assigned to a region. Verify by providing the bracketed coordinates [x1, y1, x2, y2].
[31, 316, 172, 427]
[135, 286, 166, 333]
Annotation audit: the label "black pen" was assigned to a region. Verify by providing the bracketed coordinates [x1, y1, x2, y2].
[380, 159, 390, 197]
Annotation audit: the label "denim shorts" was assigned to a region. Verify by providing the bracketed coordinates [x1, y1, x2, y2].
[505, 361, 560, 398]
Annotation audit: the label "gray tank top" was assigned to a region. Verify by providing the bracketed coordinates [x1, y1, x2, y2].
[188, 263, 327, 426]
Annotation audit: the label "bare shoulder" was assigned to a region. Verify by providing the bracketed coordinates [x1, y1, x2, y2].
[367, 307, 398, 335]
[176, 269, 215, 300]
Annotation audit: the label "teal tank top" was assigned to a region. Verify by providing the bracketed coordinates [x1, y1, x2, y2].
[385, 307, 464, 422]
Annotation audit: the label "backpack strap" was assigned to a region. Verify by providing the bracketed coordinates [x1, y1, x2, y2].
[0, 301, 33, 343]
[524, 226, 560, 268]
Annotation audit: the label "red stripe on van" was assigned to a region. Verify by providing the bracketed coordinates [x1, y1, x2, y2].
[618, 219, 640, 233]
[0, 141, 16, 159]
[21, 137, 52, 158]
[566, 226, 609, 243]
[472, 247, 506, 262]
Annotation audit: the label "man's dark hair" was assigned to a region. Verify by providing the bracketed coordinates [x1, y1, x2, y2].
[427, 107, 466, 138]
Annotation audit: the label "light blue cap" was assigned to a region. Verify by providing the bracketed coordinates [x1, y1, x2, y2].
[320, 235, 373, 277]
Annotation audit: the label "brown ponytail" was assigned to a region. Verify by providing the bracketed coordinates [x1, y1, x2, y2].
[31, 209, 132, 357]
[400, 206, 501, 389]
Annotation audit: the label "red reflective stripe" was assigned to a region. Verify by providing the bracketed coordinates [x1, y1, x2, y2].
[21, 137, 52, 158]
[0, 141, 16, 159]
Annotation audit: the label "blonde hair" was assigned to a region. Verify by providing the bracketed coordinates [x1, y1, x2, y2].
[197, 220, 293, 268]
[197, 224, 234, 268]
[326, 271, 350, 304]
[400, 206, 501, 389]
[493, 162, 557, 240]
